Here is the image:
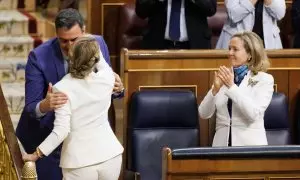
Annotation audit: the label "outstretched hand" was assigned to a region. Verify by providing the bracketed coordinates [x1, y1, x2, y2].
[22, 153, 39, 162]
[40, 83, 68, 113]
[113, 72, 124, 93]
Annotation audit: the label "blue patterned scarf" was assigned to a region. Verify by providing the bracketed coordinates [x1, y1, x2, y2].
[233, 65, 249, 86]
[228, 65, 249, 119]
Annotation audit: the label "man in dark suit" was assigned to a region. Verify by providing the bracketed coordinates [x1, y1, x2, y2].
[135, 0, 216, 49]
[292, 0, 300, 48]
[16, 8, 124, 180]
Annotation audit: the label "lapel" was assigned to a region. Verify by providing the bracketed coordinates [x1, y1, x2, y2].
[52, 39, 66, 81]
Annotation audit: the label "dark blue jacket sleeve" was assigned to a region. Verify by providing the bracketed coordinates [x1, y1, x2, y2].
[24, 51, 54, 128]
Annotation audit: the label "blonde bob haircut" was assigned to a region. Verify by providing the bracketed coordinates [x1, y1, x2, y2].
[68, 35, 100, 79]
[231, 31, 270, 74]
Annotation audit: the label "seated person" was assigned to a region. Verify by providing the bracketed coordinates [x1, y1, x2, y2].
[199, 31, 274, 146]
[216, 0, 285, 49]
[292, 0, 300, 48]
[23, 36, 124, 180]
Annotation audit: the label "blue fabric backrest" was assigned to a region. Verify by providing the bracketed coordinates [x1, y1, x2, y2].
[264, 92, 290, 145]
[127, 90, 200, 180]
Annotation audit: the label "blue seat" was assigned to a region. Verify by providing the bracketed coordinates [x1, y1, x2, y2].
[264, 92, 290, 145]
[126, 90, 200, 180]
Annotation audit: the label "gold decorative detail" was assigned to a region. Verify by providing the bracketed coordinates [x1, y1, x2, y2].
[248, 78, 259, 87]
[0, 122, 18, 179]
[21, 161, 37, 180]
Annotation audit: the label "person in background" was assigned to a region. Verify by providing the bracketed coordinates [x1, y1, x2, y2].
[23, 35, 124, 180]
[216, 0, 285, 49]
[199, 31, 274, 146]
[292, 0, 300, 48]
[135, 0, 216, 49]
[16, 8, 124, 180]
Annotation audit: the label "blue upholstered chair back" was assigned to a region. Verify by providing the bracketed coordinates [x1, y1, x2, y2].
[264, 92, 290, 145]
[127, 90, 200, 180]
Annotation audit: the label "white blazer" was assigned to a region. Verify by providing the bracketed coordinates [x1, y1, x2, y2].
[38, 56, 124, 169]
[216, 0, 285, 49]
[199, 71, 274, 146]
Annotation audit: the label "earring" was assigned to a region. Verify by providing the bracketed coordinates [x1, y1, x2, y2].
[247, 57, 252, 61]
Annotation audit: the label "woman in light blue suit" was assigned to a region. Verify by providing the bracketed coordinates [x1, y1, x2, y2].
[199, 31, 274, 146]
[216, 0, 285, 49]
[23, 36, 124, 180]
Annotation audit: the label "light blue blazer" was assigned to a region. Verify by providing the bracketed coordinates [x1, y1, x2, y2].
[216, 0, 286, 49]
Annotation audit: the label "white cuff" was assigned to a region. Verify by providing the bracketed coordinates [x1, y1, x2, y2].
[35, 101, 46, 119]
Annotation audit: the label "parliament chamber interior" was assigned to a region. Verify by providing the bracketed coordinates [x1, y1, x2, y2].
[1, 0, 300, 179]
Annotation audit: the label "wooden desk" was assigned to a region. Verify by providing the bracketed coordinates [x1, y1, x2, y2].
[162, 147, 300, 180]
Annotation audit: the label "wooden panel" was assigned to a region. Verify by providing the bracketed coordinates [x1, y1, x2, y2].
[102, 3, 123, 55]
[169, 159, 300, 173]
[269, 178, 300, 180]
[211, 178, 265, 180]
[269, 71, 289, 95]
[127, 71, 210, 145]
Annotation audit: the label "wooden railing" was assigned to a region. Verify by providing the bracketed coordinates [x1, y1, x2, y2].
[0, 84, 23, 179]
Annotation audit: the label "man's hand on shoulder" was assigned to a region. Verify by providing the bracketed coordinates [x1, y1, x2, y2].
[39, 83, 68, 113]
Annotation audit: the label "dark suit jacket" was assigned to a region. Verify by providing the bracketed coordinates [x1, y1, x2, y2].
[135, 0, 216, 49]
[292, 0, 300, 48]
[16, 35, 120, 180]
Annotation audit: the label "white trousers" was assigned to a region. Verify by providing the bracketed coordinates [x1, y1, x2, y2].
[62, 154, 122, 180]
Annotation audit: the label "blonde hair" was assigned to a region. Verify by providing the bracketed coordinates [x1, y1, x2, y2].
[68, 36, 100, 79]
[232, 31, 270, 74]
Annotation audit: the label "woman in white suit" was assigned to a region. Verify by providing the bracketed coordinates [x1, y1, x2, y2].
[23, 36, 124, 179]
[216, 0, 285, 49]
[199, 31, 274, 146]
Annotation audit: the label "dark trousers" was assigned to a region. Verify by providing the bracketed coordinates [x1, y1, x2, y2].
[36, 148, 62, 180]
[163, 40, 190, 49]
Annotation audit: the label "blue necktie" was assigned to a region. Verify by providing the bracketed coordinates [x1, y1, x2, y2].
[169, 0, 181, 41]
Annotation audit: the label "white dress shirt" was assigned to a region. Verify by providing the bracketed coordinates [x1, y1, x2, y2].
[164, 0, 189, 41]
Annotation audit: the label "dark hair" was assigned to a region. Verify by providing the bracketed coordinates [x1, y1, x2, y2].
[55, 8, 84, 30]
[68, 36, 100, 79]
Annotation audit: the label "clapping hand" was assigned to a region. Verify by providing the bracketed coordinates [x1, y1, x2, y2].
[217, 66, 234, 88]
[212, 71, 224, 96]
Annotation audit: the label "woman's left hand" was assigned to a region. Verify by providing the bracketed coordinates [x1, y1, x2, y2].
[23, 153, 39, 162]
[217, 66, 234, 88]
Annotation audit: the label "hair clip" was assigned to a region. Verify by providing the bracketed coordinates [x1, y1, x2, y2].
[248, 78, 259, 87]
